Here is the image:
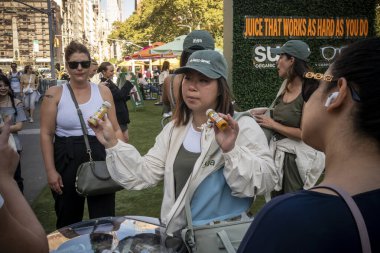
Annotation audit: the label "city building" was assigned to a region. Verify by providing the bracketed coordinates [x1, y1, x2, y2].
[0, 0, 62, 70]
[0, 0, 119, 72]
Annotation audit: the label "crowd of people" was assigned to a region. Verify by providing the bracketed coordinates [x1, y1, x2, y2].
[0, 32, 379, 253]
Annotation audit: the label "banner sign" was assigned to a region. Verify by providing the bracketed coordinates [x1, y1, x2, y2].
[251, 44, 347, 69]
[244, 16, 369, 38]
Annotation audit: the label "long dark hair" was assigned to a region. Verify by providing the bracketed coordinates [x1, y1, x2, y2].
[162, 61, 170, 71]
[173, 77, 234, 126]
[327, 38, 380, 146]
[0, 74, 17, 115]
[97, 62, 112, 74]
[283, 53, 312, 92]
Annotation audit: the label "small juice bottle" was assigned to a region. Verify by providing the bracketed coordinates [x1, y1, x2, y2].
[88, 101, 111, 126]
[206, 109, 228, 131]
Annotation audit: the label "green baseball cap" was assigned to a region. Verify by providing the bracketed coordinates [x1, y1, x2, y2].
[270, 40, 311, 61]
[183, 30, 215, 51]
[174, 50, 227, 80]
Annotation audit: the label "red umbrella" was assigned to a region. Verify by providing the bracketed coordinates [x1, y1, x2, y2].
[132, 42, 164, 59]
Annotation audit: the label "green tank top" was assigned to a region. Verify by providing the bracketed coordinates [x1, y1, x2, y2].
[173, 144, 201, 199]
[273, 92, 304, 129]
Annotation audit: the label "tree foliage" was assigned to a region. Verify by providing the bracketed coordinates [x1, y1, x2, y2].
[377, 1, 380, 35]
[109, 0, 223, 56]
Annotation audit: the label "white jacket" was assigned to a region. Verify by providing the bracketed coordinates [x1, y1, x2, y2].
[105, 114, 278, 233]
[270, 137, 325, 191]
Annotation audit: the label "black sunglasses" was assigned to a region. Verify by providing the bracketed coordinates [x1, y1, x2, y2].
[67, 61, 91, 69]
[302, 72, 361, 102]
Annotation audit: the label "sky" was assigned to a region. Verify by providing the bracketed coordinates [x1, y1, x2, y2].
[122, 0, 135, 20]
[100, 0, 134, 21]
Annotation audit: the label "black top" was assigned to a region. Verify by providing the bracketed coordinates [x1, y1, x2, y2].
[238, 189, 380, 253]
[101, 78, 133, 125]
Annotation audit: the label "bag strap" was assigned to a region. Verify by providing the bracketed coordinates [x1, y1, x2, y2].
[311, 184, 371, 253]
[67, 83, 93, 162]
[217, 230, 236, 253]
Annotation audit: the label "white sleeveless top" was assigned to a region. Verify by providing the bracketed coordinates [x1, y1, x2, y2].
[56, 82, 103, 137]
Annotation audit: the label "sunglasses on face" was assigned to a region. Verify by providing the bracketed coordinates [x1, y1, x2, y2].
[67, 61, 91, 69]
[302, 72, 361, 103]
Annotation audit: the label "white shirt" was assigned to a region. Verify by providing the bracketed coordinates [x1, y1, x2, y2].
[159, 70, 169, 85]
[183, 124, 201, 153]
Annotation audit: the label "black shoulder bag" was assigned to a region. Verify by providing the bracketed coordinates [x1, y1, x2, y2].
[67, 84, 123, 197]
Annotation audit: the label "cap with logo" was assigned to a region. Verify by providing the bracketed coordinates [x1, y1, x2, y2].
[174, 50, 227, 80]
[183, 30, 215, 51]
[270, 40, 311, 61]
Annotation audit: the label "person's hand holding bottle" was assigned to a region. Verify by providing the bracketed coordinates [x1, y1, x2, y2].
[212, 113, 239, 153]
[90, 114, 118, 149]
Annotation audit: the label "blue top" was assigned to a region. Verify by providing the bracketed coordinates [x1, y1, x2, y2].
[191, 168, 252, 226]
[238, 189, 380, 253]
[0, 103, 27, 151]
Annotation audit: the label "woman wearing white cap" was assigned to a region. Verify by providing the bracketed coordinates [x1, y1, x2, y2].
[91, 50, 277, 240]
[251, 40, 325, 196]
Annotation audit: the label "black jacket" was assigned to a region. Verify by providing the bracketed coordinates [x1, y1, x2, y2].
[101, 78, 132, 125]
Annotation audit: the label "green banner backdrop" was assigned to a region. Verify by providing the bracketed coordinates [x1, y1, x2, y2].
[232, 0, 377, 110]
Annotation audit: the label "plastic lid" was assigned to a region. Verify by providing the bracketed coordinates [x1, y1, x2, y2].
[206, 109, 215, 116]
[103, 101, 112, 108]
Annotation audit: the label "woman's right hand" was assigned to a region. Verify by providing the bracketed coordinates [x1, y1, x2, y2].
[90, 114, 118, 148]
[47, 169, 63, 195]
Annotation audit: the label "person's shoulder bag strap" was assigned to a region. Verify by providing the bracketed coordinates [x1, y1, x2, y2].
[67, 83, 93, 162]
[311, 184, 371, 253]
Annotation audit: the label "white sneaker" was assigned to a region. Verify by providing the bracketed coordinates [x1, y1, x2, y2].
[163, 112, 172, 118]
[29, 118, 34, 123]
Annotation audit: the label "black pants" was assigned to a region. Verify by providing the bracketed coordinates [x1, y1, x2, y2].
[53, 135, 115, 229]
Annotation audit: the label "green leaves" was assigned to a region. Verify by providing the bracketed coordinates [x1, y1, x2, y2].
[109, 0, 223, 54]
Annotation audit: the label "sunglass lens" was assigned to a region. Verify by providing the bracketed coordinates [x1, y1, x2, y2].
[68, 61, 91, 69]
[68, 62, 79, 69]
[81, 61, 91, 68]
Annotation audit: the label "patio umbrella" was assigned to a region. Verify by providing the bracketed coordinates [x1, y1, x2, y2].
[132, 42, 164, 59]
[150, 35, 187, 56]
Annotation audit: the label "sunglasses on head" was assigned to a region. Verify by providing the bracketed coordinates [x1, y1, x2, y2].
[302, 71, 361, 103]
[67, 61, 91, 69]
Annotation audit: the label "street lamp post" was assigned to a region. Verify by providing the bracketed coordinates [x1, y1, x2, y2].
[13, 0, 56, 80]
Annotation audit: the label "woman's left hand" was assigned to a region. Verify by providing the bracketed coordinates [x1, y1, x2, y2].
[254, 114, 277, 130]
[214, 114, 239, 153]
